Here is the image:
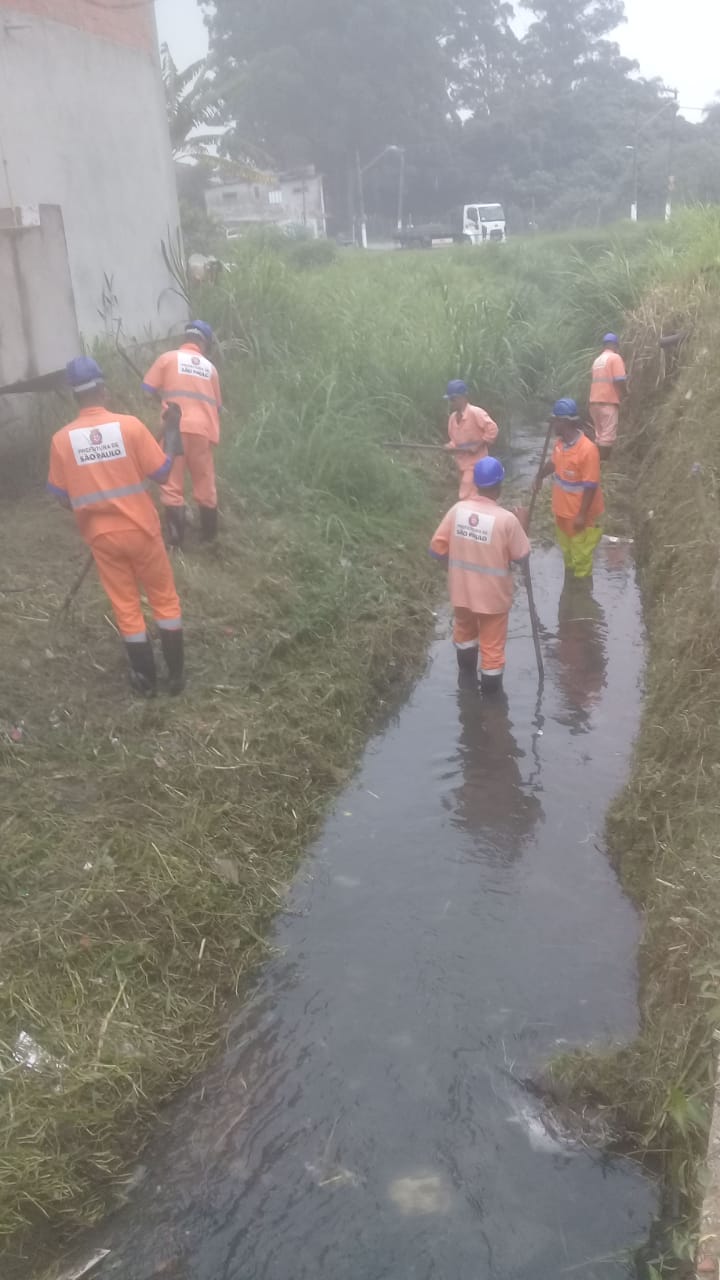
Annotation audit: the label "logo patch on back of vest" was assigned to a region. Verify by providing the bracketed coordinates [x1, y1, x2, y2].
[455, 508, 496, 545]
[178, 352, 212, 380]
[70, 422, 127, 466]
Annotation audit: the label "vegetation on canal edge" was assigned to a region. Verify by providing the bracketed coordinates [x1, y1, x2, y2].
[3, 212, 720, 1257]
[546, 213, 720, 1275]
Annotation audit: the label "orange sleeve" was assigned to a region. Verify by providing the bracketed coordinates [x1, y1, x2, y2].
[212, 368, 222, 410]
[507, 516, 531, 563]
[142, 352, 169, 396]
[430, 509, 454, 558]
[473, 407, 499, 444]
[47, 435, 68, 498]
[581, 440, 601, 485]
[127, 417, 171, 480]
[610, 353, 627, 381]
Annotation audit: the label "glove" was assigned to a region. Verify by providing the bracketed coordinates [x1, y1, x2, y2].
[161, 401, 184, 458]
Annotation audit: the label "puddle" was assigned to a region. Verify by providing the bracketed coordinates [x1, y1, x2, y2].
[43, 528, 655, 1280]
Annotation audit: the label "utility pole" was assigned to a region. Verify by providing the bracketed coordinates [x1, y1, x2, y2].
[397, 147, 406, 232]
[666, 90, 679, 221]
[355, 148, 368, 249]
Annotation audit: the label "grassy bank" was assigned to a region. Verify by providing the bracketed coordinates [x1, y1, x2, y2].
[545, 215, 720, 1272]
[1, 213, 717, 1252]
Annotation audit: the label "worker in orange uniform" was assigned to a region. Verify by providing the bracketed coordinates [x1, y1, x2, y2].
[533, 398, 604, 582]
[142, 320, 222, 547]
[430, 456, 531, 694]
[444, 379, 499, 499]
[589, 332, 627, 459]
[48, 357, 185, 695]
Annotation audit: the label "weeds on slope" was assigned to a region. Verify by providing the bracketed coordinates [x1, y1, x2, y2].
[547, 262, 720, 1265]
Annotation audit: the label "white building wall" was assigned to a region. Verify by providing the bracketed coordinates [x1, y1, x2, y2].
[0, 4, 186, 348]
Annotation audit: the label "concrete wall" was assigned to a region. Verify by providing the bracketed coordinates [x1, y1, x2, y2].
[0, 204, 79, 386]
[206, 169, 327, 239]
[0, 2, 186, 352]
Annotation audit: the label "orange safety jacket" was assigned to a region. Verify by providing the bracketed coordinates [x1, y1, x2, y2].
[47, 406, 171, 544]
[142, 343, 222, 443]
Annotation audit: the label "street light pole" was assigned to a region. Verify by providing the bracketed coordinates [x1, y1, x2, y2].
[397, 147, 406, 233]
[355, 144, 403, 247]
[355, 148, 368, 249]
[666, 90, 679, 221]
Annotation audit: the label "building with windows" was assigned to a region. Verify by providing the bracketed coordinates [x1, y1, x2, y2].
[205, 167, 326, 239]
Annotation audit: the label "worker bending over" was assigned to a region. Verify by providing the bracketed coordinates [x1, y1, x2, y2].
[444, 379, 499, 499]
[534, 398, 604, 582]
[143, 320, 222, 547]
[430, 456, 530, 694]
[589, 332, 627, 459]
[48, 357, 185, 695]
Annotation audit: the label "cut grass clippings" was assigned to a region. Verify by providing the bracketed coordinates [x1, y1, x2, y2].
[0, 487, 439, 1245]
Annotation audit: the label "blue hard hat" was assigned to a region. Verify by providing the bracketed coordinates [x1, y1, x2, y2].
[473, 456, 505, 489]
[445, 379, 468, 399]
[552, 397, 580, 419]
[603, 332, 619, 345]
[66, 356, 105, 391]
[185, 320, 214, 345]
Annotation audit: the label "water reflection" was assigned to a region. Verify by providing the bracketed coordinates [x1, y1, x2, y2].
[446, 689, 544, 854]
[553, 580, 608, 733]
[35, 547, 653, 1280]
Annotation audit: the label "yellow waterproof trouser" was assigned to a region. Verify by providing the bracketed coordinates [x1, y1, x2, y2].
[555, 524, 602, 579]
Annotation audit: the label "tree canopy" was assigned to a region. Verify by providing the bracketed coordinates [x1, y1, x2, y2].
[198, 0, 720, 233]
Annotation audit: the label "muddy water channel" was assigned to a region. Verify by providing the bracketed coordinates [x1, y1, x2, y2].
[67, 527, 656, 1280]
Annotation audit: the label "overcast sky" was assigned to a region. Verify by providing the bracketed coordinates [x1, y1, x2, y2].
[154, 0, 718, 122]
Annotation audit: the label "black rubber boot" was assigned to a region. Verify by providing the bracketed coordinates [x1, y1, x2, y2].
[125, 640, 157, 697]
[456, 646, 479, 688]
[199, 505, 218, 543]
[160, 629, 185, 696]
[480, 671, 504, 696]
[165, 506, 186, 550]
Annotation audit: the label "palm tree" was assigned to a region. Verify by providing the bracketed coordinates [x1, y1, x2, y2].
[161, 44, 270, 178]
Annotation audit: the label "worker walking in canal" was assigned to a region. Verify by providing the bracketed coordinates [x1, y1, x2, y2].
[47, 357, 185, 696]
[143, 320, 222, 548]
[589, 333, 627, 459]
[444, 379, 499, 499]
[430, 456, 531, 694]
[533, 398, 604, 582]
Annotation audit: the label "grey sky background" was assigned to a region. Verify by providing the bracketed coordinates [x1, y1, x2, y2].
[154, 0, 717, 123]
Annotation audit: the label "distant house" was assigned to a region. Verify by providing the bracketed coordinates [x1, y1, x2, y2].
[205, 166, 327, 239]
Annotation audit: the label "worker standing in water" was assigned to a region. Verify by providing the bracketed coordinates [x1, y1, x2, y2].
[589, 333, 627, 459]
[444, 379, 499, 499]
[430, 456, 530, 694]
[534, 398, 604, 582]
[143, 320, 222, 548]
[47, 357, 185, 695]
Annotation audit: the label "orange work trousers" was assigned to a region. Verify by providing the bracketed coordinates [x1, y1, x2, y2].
[161, 433, 217, 509]
[453, 607, 509, 676]
[457, 462, 482, 500]
[91, 529, 182, 642]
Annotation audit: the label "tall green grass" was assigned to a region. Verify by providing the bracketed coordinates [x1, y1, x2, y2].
[180, 214, 715, 523]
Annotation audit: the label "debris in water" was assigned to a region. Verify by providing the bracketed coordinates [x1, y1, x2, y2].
[388, 1173, 452, 1214]
[54, 1251, 111, 1280]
